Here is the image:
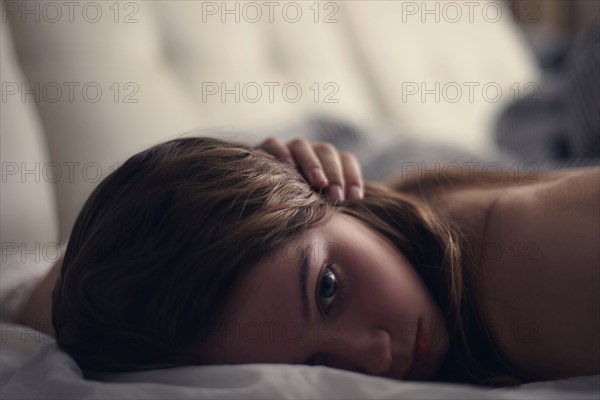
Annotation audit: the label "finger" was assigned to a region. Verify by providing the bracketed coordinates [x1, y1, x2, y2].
[313, 142, 345, 201]
[287, 138, 328, 188]
[256, 137, 294, 164]
[340, 152, 364, 200]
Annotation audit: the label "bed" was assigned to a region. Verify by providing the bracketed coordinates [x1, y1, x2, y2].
[2, 119, 599, 399]
[2, 1, 598, 396]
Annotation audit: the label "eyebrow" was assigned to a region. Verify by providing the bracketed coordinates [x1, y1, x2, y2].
[298, 244, 312, 323]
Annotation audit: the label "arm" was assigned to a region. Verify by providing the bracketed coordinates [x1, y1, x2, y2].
[14, 254, 63, 338]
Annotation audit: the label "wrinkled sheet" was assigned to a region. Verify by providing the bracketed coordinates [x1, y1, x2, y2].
[1, 336, 598, 400]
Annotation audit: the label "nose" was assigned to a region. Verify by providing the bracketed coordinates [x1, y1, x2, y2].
[319, 328, 392, 376]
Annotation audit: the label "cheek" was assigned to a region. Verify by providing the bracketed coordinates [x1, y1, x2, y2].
[380, 264, 425, 314]
[349, 247, 424, 320]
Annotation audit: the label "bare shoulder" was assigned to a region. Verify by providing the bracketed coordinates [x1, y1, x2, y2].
[534, 167, 599, 209]
[476, 167, 600, 380]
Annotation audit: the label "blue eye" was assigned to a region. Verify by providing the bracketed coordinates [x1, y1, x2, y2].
[318, 265, 338, 313]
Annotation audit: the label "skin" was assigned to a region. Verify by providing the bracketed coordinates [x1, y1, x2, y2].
[194, 212, 450, 380]
[14, 254, 61, 337]
[422, 166, 600, 380]
[473, 167, 600, 379]
[195, 167, 599, 381]
[14, 140, 599, 381]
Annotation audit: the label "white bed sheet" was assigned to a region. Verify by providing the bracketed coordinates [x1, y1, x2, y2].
[1, 324, 598, 400]
[2, 122, 599, 399]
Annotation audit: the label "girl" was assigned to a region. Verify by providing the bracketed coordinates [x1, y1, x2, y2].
[16, 136, 599, 387]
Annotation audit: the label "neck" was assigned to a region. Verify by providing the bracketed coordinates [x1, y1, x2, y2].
[428, 185, 505, 269]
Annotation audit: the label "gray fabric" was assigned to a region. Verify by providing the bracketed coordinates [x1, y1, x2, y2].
[274, 109, 598, 184]
[496, 23, 600, 167]
[274, 116, 528, 183]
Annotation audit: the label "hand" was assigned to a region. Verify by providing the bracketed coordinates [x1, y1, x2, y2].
[256, 137, 364, 201]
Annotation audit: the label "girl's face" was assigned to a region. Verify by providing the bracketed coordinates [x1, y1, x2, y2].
[196, 212, 449, 380]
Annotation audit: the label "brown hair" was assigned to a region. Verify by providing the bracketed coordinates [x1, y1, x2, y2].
[51, 136, 532, 386]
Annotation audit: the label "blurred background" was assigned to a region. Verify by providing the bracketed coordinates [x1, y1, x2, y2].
[510, 0, 599, 69]
[1, 0, 599, 250]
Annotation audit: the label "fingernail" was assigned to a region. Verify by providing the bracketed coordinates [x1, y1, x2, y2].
[318, 171, 329, 187]
[308, 167, 326, 187]
[349, 185, 362, 200]
[329, 184, 344, 201]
